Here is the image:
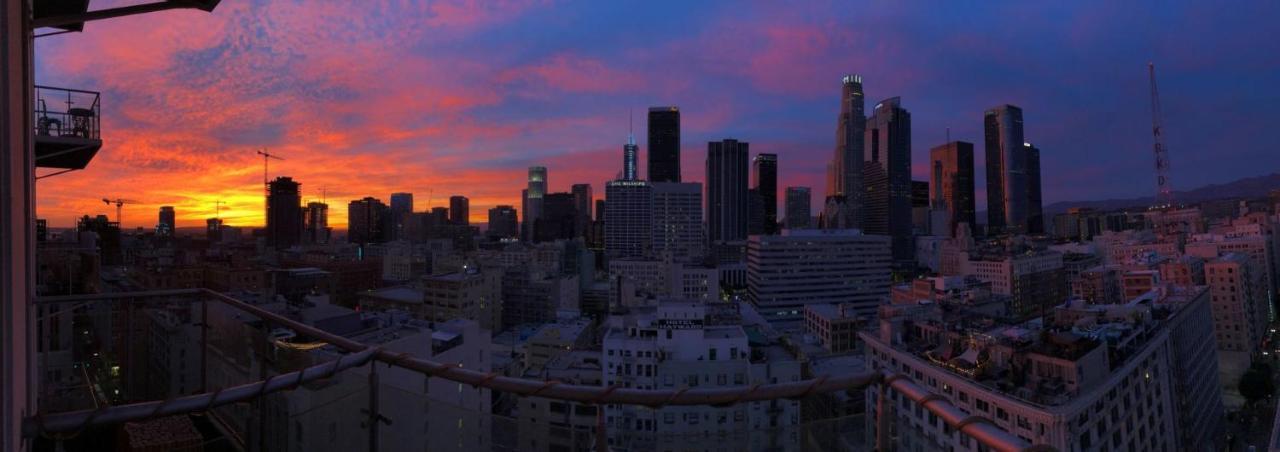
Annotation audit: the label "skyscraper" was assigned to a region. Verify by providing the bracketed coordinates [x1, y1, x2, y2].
[929, 141, 976, 237]
[487, 205, 518, 239]
[985, 104, 1028, 235]
[522, 166, 547, 241]
[651, 182, 704, 262]
[348, 197, 388, 245]
[706, 139, 750, 243]
[784, 187, 811, 229]
[389, 192, 413, 240]
[605, 180, 652, 260]
[752, 153, 778, 234]
[825, 75, 866, 227]
[157, 206, 175, 236]
[571, 183, 592, 238]
[449, 195, 469, 225]
[303, 201, 330, 245]
[266, 176, 303, 249]
[1025, 143, 1044, 234]
[647, 107, 680, 183]
[863, 97, 912, 263]
[534, 192, 577, 242]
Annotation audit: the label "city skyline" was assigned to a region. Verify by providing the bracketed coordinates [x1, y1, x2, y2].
[31, 1, 1280, 228]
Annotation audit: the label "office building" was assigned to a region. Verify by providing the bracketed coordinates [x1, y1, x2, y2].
[572, 183, 592, 238]
[962, 249, 1066, 319]
[421, 267, 503, 332]
[863, 97, 913, 263]
[751, 153, 778, 234]
[523, 166, 548, 240]
[347, 197, 389, 245]
[535, 192, 577, 242]
[266, 176, 302, 249]
[651, 182, 704, 263]
[911, 180, 930, 234]
[1206, 254, 1266, 385]
[647, 107, 680, 183]
[784, 187, 811, 229]
[826, 75, 866, 228]
[449, 195, 469, 225]
[746, 229, 891, 324]
[605, 180, 653, 261]
[302, 201, 330, 245]
[929, 141, 976, 237]
[157, 206, 175, 237]
[706, 139, 750, 243]
[1026, 143, 1044, 234]
[985, 104, 1032, 235]
[389, 192, 413, 240]
[863, 287, 1223, 451]
[487, 205, 518, 240]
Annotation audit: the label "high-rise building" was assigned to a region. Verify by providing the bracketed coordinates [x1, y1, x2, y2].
[449, 195, 469, 225]
[751, 153, 778, 234]
[1205, 254, 1265, 359]
[347, 197, 388, 245]
[929, 141, 976, 237]
[522, 166, 547, 241]
[651, 182, 704, 263]
[266, 176, 303, 249]
[747, 229, 891, 324]
[985, 104, 1029, 235]
[487, 205, 519, 240]
[303, 202, 330, 245]
[824, 75, 866, 229]
[571, 183, 592, 238]
[647, 107, 680, 182]
[157, 206, 175, 236]
[604, 180, 652, 261]
[706, 139, 749, 243]
[389, 192, 413, 241]
[534, 192, 577, 242]
[1026, 142, 1044, 234]
[784, 187, 811, 229]
[863, 97, 913, 263]
[910, 180, 930, 234]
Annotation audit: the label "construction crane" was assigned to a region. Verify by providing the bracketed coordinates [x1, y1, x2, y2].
[1149, 62, 1173, 208]
[101, 198, 138, 225]
[214, 200, 225, 219]
[256, 149, 284, 219]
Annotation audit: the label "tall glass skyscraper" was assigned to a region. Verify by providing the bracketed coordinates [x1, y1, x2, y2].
[825, 75, 866, 228]
[863, 97, 912, 263]
[706, 139, 749, 242]
[647, 107, 680, 182]
[929, 141, 976, 237]
[752, 153, 778, 234]
[984, 104, 1027, 235]
[522, 166, 547, 240]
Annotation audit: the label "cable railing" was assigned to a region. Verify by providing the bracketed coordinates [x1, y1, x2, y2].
[27, 289, 1054, 452]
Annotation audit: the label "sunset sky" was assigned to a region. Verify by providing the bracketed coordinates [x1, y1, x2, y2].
[33, 0, 1280, 229]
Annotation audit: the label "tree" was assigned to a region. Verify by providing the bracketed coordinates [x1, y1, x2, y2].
[1239, 364, 1274, 404]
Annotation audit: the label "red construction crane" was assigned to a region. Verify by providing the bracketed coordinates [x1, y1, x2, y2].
[1149, 62, 1173, 208]
[101, 198, 138, 225]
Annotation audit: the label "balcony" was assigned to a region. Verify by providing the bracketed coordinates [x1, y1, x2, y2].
[26, 289, 1046, 452]
[34, 85, 101, 171]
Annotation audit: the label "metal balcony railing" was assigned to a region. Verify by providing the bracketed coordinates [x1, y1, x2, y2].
[34, 85, 100, 140]
[26, 289, 1054, 452]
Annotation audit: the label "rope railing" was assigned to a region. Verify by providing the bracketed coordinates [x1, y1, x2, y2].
[28, 289, 1055, 451]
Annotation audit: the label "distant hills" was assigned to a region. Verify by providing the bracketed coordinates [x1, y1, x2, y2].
[1043, 172, 1280, 214]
